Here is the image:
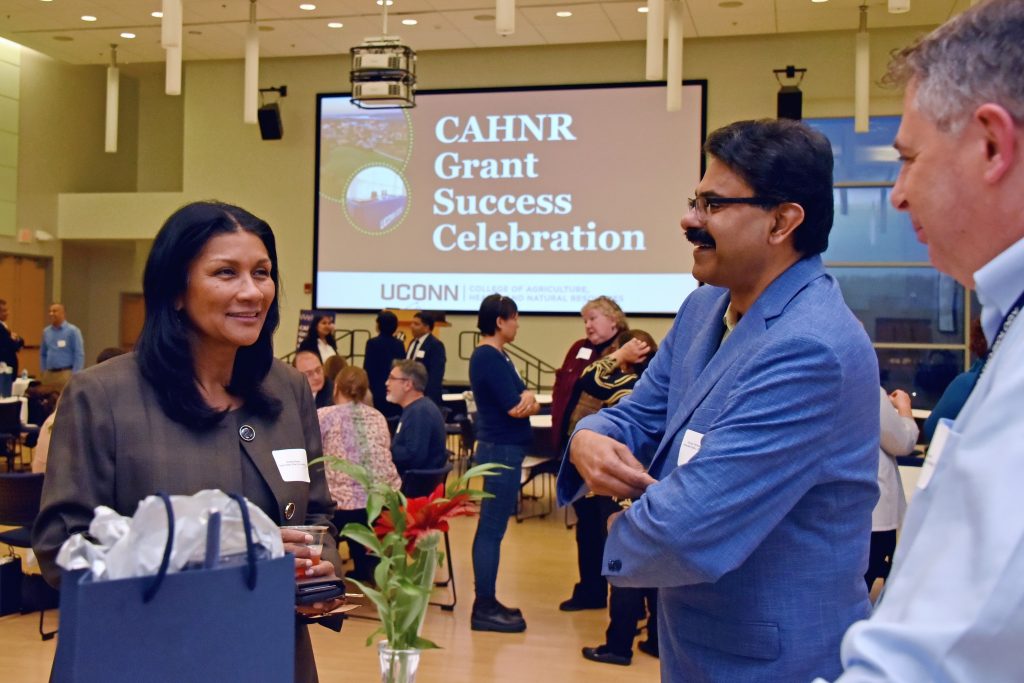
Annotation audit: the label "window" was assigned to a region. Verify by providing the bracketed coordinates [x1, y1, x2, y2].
[807, 116, 974, 408]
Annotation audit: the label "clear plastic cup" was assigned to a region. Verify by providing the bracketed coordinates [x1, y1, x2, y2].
[283, 524, 329, 575]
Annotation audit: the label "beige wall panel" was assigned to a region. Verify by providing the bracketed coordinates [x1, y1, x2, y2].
[0, 200, 13, 236]
[0, 97, 16, 135]
[133, 64, 184, 192]
[0, 39, 19, 66]
[0, 130, 16, 167]
[0, 62, 17, 101]
[0, 165, 15, 202]
[57, 192, 185, 240]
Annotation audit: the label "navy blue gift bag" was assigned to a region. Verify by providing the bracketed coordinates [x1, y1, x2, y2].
[51, 493, 295, 683]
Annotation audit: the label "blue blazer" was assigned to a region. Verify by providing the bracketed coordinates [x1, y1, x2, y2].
[558, 256, 880, 682]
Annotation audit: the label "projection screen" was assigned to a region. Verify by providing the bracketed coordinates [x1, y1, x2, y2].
[314, 81, 706, 314]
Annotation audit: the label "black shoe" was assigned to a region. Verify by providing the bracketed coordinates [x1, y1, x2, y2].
[494, 599, 522, 617]
[559, 595, 607, 611]
[472, 600, 527, 633]
[582, 645, 631, 666]
[637, 639, 659, 658]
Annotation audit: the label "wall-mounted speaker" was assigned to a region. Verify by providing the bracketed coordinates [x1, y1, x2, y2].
[258, 103, 283, 140]
[777, 86, 803, 120]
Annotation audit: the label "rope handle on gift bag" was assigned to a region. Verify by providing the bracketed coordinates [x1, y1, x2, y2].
[143, 492, 176, 603]
[227, 492, 259, 591]
[142, 491, 259, 602]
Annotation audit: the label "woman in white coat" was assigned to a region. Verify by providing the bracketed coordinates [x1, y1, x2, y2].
[866, 387, 919, 591]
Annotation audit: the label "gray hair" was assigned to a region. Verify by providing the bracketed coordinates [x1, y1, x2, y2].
[884, 0, 1024, 132]
[392, 359, 427, 393]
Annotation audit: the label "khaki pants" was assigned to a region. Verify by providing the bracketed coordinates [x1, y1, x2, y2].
[41, 369, 72, 391]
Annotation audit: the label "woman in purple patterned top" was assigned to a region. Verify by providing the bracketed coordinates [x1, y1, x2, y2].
[317, 365, 400, 582]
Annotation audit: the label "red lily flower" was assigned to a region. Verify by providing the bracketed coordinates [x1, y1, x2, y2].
[374, 483, 478, 554]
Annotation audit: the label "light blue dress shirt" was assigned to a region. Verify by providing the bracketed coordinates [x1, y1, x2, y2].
[41, 322, 85, 372]
[829, 234, 1024, 681]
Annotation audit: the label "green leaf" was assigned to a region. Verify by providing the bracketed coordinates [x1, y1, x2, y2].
[459, 462, 510, 482]
[364, 627, 385, 647]
[340, 523, 384, 555]
[366, 495, 385, 526]
[412, 636, 440, 650]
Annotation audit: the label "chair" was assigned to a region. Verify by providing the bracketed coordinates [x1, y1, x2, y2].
[517, 455, 559, 522]
[400, 463, 457, 611]
[0, 471, 57, 639]
[0, 400, 23, 471]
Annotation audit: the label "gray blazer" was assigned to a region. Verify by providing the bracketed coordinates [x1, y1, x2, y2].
[33, 352, 339, 583]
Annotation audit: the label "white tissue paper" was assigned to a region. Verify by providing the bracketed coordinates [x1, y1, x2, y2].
[56, 489, 285, 581]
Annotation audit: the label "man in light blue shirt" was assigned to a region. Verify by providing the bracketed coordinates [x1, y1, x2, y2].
[40, 303, 84, 390]
[826, 1, 1024, 680]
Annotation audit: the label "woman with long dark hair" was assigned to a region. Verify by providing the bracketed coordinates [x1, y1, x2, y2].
[33, 201, 341, 683]
[468, 294, 539, 633]
[298, 313, 338, 362]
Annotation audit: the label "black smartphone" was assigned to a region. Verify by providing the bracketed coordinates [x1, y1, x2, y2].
[295, 577, 346, 606]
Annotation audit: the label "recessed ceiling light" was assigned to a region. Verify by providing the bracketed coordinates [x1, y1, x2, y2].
[327, 21, 343, 28]
[637, 6, 649, 13]
[120, 32, 136, 39]
[811, 0, 828, 3]
[81, 15, 98, 22]
[401, 18, 418, 25]
[151, 11, 163, 18]
[555, 10, 572, 17]
[299, 3, 317, 10]
[376, 0, 394, 6]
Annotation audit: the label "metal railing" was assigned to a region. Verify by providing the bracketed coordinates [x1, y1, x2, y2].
[458, 331, 557, 391]
[279, 329, 371, 365]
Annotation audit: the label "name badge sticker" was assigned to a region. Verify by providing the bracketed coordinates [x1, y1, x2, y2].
[677, 429, 704, 466]
[272, 448, 310, 483]
[415, 349, 426, 359]
[918, 418, 954, 490]
[575, 347, 593, 361]
[57, 339, 67, 348]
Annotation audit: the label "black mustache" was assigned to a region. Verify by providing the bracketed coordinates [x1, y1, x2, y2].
[685, 227, 716, 248]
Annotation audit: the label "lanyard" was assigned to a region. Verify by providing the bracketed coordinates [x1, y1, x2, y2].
[979, 288, 1024, 379]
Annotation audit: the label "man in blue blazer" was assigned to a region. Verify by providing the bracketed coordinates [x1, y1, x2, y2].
[558, 119, 880, 682]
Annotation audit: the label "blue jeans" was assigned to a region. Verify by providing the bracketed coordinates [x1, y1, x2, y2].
[471, 440, 526, 599]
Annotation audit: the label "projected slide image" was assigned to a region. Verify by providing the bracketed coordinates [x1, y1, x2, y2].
[319, 101, 410, 202]
[344, 166, 409, 234]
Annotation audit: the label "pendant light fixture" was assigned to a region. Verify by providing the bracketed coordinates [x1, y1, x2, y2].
[244, 0, 259, 124]
[496, 0, 515, 36]
[645, 0, 664, 81]
[666, 0, 684, 112]
[854, 3, 869, 133]
[105, 44, 119, 153]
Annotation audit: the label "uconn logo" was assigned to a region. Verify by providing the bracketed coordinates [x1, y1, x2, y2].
[380, 283, 459, 302]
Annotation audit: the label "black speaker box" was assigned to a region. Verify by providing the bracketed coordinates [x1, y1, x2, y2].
[777, 87, 803, 120]
[258, 103, 283, 140]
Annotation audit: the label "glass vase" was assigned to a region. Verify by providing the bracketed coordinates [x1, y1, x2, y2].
[378, 641, 421, 683]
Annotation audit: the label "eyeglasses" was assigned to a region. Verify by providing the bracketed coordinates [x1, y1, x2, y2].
[386, 374, 410, 383]
[687, 195, 781, 222]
